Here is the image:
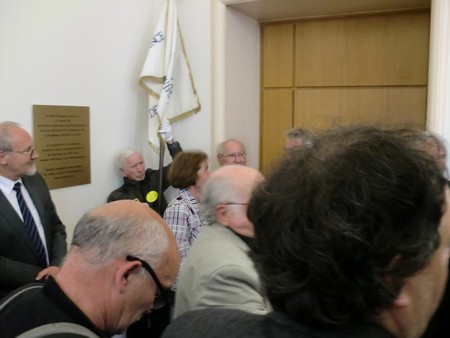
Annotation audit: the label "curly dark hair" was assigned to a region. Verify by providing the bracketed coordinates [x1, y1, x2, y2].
[248, 125, 446, 327]
[168, 151, 208, 189]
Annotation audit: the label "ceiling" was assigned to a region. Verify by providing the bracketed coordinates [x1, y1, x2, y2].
[220, 0, 431, 22]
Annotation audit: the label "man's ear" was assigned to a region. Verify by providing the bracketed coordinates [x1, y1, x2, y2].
[392, 283, 411, 308]
[119, 167, 127, 177]
[115, 261, 141, 294]
[393, 288, 411, 308]
[374, 279, 411, 338]
[385, 255, 410, 308]
[215, 204, 230, 227]
[0, 150, 7, 163]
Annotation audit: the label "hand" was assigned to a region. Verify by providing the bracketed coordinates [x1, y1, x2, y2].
[158, 119, 174, 143]
[35, 266, 60, 281]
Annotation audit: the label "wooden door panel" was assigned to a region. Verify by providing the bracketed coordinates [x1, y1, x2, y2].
[262, 23, 294, 87]
[294, 87, 427, 131]
[295, 11, 430, 87]
[260, 88, 293, 174]
[260, 10, 430, 172]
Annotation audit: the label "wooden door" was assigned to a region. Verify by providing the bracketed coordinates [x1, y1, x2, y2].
[260, 10, 430, 174]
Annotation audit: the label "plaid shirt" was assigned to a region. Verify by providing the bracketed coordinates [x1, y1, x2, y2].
[164, 188, 208, 289]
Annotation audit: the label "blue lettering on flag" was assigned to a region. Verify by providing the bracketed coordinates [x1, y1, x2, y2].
[150, 31, 165, 48]
[163, 77, 174, 99]
[148, 104, 158, 118]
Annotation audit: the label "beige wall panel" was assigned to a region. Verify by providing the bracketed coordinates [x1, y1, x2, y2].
[294, 87, 427, 131]
[295, 11, 430, 87]
[262, 23, 294, 87]
[260, 88, 293, 174]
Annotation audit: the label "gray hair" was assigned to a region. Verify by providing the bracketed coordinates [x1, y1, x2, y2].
[286, 127, 315, 147]
[0, 121, 21, 151]
[71, 206, 168, 268]
[116, 147, 139, 170]
[415, 131, 447, 154]
[200, 174, 242, 224]
[216, 139, 245, 155]
[414, 131, 448, 174]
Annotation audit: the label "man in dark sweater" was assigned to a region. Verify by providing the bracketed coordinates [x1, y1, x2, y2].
[163, 125, 450, 338]
[107, 121, 182, 338]
[0, 200, 180, 338]
[107, 120, 182, 216]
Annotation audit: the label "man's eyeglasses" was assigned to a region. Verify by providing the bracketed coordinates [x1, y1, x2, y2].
[126, 255, 171, 309]
[224, 202, 249, 206]
[2, 147, 37, 158]
[221, 152, 246, 159]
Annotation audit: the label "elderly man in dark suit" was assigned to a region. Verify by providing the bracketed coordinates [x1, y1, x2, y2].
[0, 121, 67, 299]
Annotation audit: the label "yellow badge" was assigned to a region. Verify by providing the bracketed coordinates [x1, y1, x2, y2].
[146, 191, 158, 203]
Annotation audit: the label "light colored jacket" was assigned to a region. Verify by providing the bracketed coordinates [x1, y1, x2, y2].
[174, 222, 272, 317]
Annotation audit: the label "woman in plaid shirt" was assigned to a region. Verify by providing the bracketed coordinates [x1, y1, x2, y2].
[164, 151, 210, 299]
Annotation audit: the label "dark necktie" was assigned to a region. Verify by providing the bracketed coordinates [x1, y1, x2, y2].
[13, 182, 48, 267]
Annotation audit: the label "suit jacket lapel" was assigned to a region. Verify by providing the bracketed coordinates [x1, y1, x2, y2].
[22, 175, 49, 244]
[0, 188, 38, 253]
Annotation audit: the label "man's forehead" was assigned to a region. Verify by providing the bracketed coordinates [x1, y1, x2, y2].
[125, 152, 143, 164]
[10, 126, 32, 144]
[224, 141, 243, 151]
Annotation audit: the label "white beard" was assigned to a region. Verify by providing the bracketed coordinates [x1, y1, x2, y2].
[25, 163, 37, 176]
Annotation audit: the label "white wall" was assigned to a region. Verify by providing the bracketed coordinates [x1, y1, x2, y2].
[8, 0, 448, 245]
[428, 0, 450, 135]
[0, 0, 212, 240]
[211, 3, 260, 168]
[0, 0, 260, 242]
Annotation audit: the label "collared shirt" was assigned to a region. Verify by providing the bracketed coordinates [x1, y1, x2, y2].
[0, 175, 49, 264]
[164, 188, 208, 290]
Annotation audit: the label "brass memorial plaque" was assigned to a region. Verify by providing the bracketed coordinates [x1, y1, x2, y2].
[33, 105, 90, 189]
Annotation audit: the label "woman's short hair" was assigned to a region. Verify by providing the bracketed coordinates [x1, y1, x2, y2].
[168, 151, 208, 189]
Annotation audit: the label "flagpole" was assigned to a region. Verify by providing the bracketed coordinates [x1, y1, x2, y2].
[157, 138, 165, 215]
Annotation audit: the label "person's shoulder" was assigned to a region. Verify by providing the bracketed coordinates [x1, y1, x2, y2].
[22, 172, 46, 185]
[107, 181, 137, 201]
[21, 172, 53, 196]
[107, 188, 124, 201]
[0, 282, 44, 306]
[166, 193, 191, 210]
[184, 224, 233, 255]
[163, 308, 263, 338]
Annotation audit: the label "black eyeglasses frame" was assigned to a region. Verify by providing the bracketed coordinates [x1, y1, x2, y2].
[126, 255, 171, 309]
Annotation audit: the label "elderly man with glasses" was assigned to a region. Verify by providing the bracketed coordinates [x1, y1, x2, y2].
[0, 200, 180, 338]
[0, 121, 67, 299]
[216, 139, 247, 166]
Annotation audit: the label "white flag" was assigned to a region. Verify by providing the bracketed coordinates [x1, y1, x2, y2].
[139, 0, 201, 152]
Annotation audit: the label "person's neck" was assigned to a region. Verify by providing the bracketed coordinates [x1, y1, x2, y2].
[374, 307, 406, 338]
[56, 253, 109, 333]
[0, 169, 20, 181]
[187, 185, 201, 201]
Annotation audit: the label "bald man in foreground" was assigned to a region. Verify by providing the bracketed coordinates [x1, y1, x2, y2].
[0, 200, 180, 338]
